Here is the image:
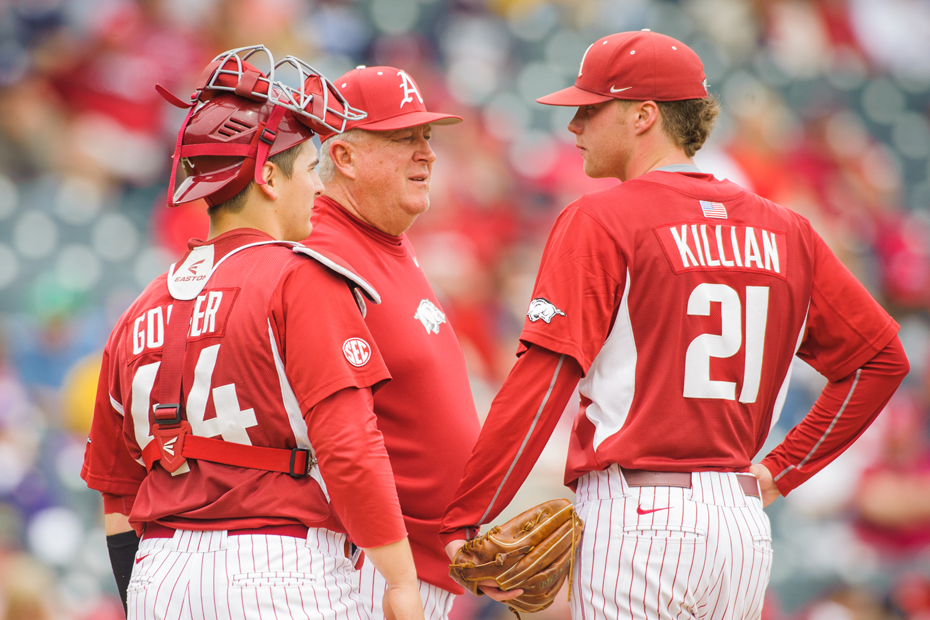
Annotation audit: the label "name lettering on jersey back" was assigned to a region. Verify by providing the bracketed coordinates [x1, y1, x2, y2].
[130, 288, 240, 357]
[654, 223, 787, 281]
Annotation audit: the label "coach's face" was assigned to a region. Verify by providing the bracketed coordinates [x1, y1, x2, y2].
[568, 100, 635, 180]
[354, 124, 436, 235]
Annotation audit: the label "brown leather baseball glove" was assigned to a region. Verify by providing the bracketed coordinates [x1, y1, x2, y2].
[448, 499, 583, 616]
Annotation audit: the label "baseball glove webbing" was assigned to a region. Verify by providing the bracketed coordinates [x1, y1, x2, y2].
[449, 499, 584, 618]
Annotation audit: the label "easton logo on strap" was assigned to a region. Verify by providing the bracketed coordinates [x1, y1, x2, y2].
[169, 244, 215, 299]
[153, 421, 192, 473]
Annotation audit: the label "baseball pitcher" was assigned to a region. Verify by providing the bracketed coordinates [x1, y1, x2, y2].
[440, 31, 909, 620]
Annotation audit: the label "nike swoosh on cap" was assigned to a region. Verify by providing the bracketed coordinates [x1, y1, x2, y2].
[610, 86, 632, 93]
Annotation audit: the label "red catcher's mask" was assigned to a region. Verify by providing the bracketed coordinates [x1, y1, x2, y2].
[158, 45, 366, 208]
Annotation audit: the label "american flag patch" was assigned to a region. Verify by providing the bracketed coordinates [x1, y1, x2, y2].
[700, 200, 727, 219]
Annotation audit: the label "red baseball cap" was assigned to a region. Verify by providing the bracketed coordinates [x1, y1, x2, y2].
[537, 31, 708, 106]
[316, 66, 462, 141]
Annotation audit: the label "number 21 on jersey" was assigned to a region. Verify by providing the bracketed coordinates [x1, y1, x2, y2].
[683, 283, 769, 403]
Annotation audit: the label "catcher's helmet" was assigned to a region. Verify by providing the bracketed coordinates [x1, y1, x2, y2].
[158, 45, 365, 207]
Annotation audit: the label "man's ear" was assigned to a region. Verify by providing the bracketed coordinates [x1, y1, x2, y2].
[328, 140, 357, 180]
[257, 161, 278, 199]
[634, 101, 660, 135]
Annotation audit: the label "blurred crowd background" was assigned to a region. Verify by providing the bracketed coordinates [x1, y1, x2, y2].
[0, 0, 928, 618]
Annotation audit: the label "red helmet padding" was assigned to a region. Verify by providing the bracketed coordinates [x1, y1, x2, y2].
[173, 158, 245, 208]
[171, 92, 316, 207]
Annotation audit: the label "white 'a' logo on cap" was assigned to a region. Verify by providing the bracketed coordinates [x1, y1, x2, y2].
[578, 43, 595, 77]
[398, 71, 423, 108]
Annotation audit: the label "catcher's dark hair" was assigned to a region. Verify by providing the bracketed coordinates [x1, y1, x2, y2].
[208, 141, 306, 215]
[655, 94, 720, 158]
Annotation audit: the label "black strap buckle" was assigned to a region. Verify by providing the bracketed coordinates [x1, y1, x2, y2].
[288, 448, 312, 478]
[153, 403, 182, 426]
[260, 128, 276, 145]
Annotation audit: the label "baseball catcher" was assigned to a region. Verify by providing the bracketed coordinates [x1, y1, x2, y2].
[448, 499, 583, 617]
[82, 45, 427, 620]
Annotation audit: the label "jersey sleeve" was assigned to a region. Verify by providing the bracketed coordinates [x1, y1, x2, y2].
[762, 335, 909, 494]
[273, 261, 391, 411]
[305, 387, 407, 549]
[796, 232, 899, 381]
[81, 342, 148, 497]
[517, 206, 625, 374]
[440, 346, 582, 544]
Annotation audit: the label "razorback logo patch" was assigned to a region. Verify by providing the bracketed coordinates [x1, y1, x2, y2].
[414, 299, 446, 335]
[527, 298, 565, 323]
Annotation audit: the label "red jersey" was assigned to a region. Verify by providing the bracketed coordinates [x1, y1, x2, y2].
[517, 170, 898, 483]
[307, 197, 481, 592]
[82, 229, 406, 549]
[440, 168, 906, 544]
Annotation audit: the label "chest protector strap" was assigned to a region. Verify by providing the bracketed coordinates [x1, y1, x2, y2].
[140, 291, 314, 477]
[141, 240, 373, 478]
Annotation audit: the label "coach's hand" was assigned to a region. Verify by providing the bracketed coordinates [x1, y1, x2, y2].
[444, 540, 525, 602]
[382, 582, 424, 620]
[366, 538, 425, 620]
[750, 463, 781, 507]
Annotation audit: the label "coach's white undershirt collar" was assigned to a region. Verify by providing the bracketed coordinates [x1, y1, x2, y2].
[656, 163, 702, 173]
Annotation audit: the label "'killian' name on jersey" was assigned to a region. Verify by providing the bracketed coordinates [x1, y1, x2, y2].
[654, 223, 787, 280]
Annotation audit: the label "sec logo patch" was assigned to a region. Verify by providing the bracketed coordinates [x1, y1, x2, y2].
[342, 338, 372, 367]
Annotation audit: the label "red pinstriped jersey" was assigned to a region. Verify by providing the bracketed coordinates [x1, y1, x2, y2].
[516, 171, 898, 484]
[82, 229, 406, 547]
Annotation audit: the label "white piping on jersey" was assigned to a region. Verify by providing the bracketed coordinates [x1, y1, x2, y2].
[110, 394, 125, 416]
[579, 268, 636, 450]
[130, 361, 159, 467]
[769, 305, 809, 430]
[773, 368, 861, 482]
[267, 320, 329, 501]
[477, 354, 565, 526]
[168, 241, 283, 300]
[168, 240, 381, 305]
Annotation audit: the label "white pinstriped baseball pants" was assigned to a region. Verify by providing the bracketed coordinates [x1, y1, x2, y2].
[572, 465, 773, 620]
[352, 561, 455, 620]
[128, 528, 366, 620]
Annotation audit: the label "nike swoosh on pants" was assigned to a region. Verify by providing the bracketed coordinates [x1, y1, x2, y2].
[636, 506, 669, 515]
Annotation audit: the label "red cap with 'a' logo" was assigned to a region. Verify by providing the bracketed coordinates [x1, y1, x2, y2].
[316, 66, 462, 141]
[537, 31, 708, 107]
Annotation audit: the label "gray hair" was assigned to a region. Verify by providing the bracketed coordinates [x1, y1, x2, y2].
[318, 128, 367, 183]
